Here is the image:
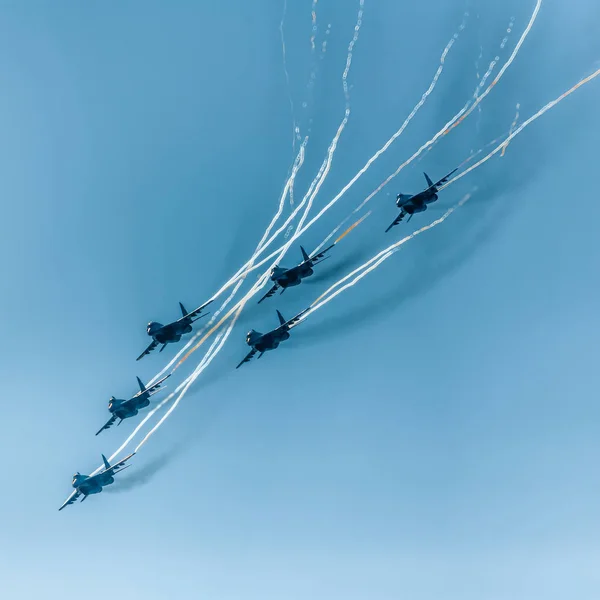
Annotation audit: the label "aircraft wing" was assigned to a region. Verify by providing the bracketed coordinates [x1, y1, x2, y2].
[95, 414, 118, 436]
[385, 212, 405, 233]
[58, 489, 81, 511]
[236, 348, 258, 369]
[177, 299, 213, 324]
[429, 168, 458, 191]
[308, 244, 335, 264]
[275, 308, 310, 334]
[136, 339, 159, 361]
[132, 373, 171, 399]
[258, 284, 279, 304]
[97, 452, 136, 478]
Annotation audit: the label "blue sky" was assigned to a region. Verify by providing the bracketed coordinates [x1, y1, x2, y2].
[1, 1, 599, 598]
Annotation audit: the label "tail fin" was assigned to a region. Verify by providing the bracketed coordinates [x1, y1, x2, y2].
[136, 376, 146, 393]
[179, 302, 188, 317]
[300, 245, 310, 262]
[101, 454, 111, 470]
[276, 310, 287, 326]
[423, 172, 434, 188]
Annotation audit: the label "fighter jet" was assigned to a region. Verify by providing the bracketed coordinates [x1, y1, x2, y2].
[95, 374, 171, 436]
[258, 244, 335, 304]
[58, 452, 135, 511]
[236, 308, 309, 368]
[385, 169, 458, 232]
[137, 299, 213, 361]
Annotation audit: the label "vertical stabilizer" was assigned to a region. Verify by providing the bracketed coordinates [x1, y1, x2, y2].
[136, 377, 146, 393]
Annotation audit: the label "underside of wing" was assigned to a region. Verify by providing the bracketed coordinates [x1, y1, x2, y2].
[258, 284, 279, 304]
[385, 212, 404, 233]
[136, 339, 159, 361]
[101, 452, 136, 477]
[179, 299, 213, 323]
[433, 167, 458, 189]
[278, 308, 310, 333]
[308, 243, 335, 264]
[236, 348, 258, 369]
[58, 489, 80, 511]
[95, 414, 118, 436]
[135, 373, 171, 397]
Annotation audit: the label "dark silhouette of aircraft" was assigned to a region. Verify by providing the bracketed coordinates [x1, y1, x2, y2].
[58, 452, 136, 510]
[95, 374, 171, 436]
[258, 244, 335, 304]
[137, 300, 213, 361]
[385, 169, 457, 232]
[236, 308, 309, 368]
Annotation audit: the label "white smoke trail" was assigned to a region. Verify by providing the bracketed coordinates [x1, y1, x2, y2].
[439, 67, 600, 189]
[310, 0, 318, 52]
[280, 0, 297, 157]
[446, 0, 542, 133]
[501, 102, 520, 156]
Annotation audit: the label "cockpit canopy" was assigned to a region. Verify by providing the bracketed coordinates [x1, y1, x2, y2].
[246, 329, 261, 345]
[72, 472, 87, 486]
[147, 321, 162, 334]
[108, 396, 121, 412]
[270, 266, 286, 280]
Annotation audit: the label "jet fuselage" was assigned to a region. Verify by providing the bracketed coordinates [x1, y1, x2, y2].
[396, 190, 438, 214]
[271, 263, 314, 288]
[147, 321, 193, 344]
[108, 398, 149, 420]
[246, 329, 290, 353]
[72, 473, 113, 495]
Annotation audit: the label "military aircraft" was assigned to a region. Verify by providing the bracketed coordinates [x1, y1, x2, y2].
[258, 244, 335, 304]
[95, 374, 171, 436]
[236, 308, 309, 368]
[137, 299, 213, 361]
[385, 169, 458, 232]
[58, 452, 136, 511]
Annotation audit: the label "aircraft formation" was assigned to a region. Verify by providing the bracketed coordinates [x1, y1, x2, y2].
[58, 171, 455, 511]
[58, 0, 600, 512]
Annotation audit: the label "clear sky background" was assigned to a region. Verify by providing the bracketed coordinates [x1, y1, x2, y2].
[1, 1, 599, 598]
